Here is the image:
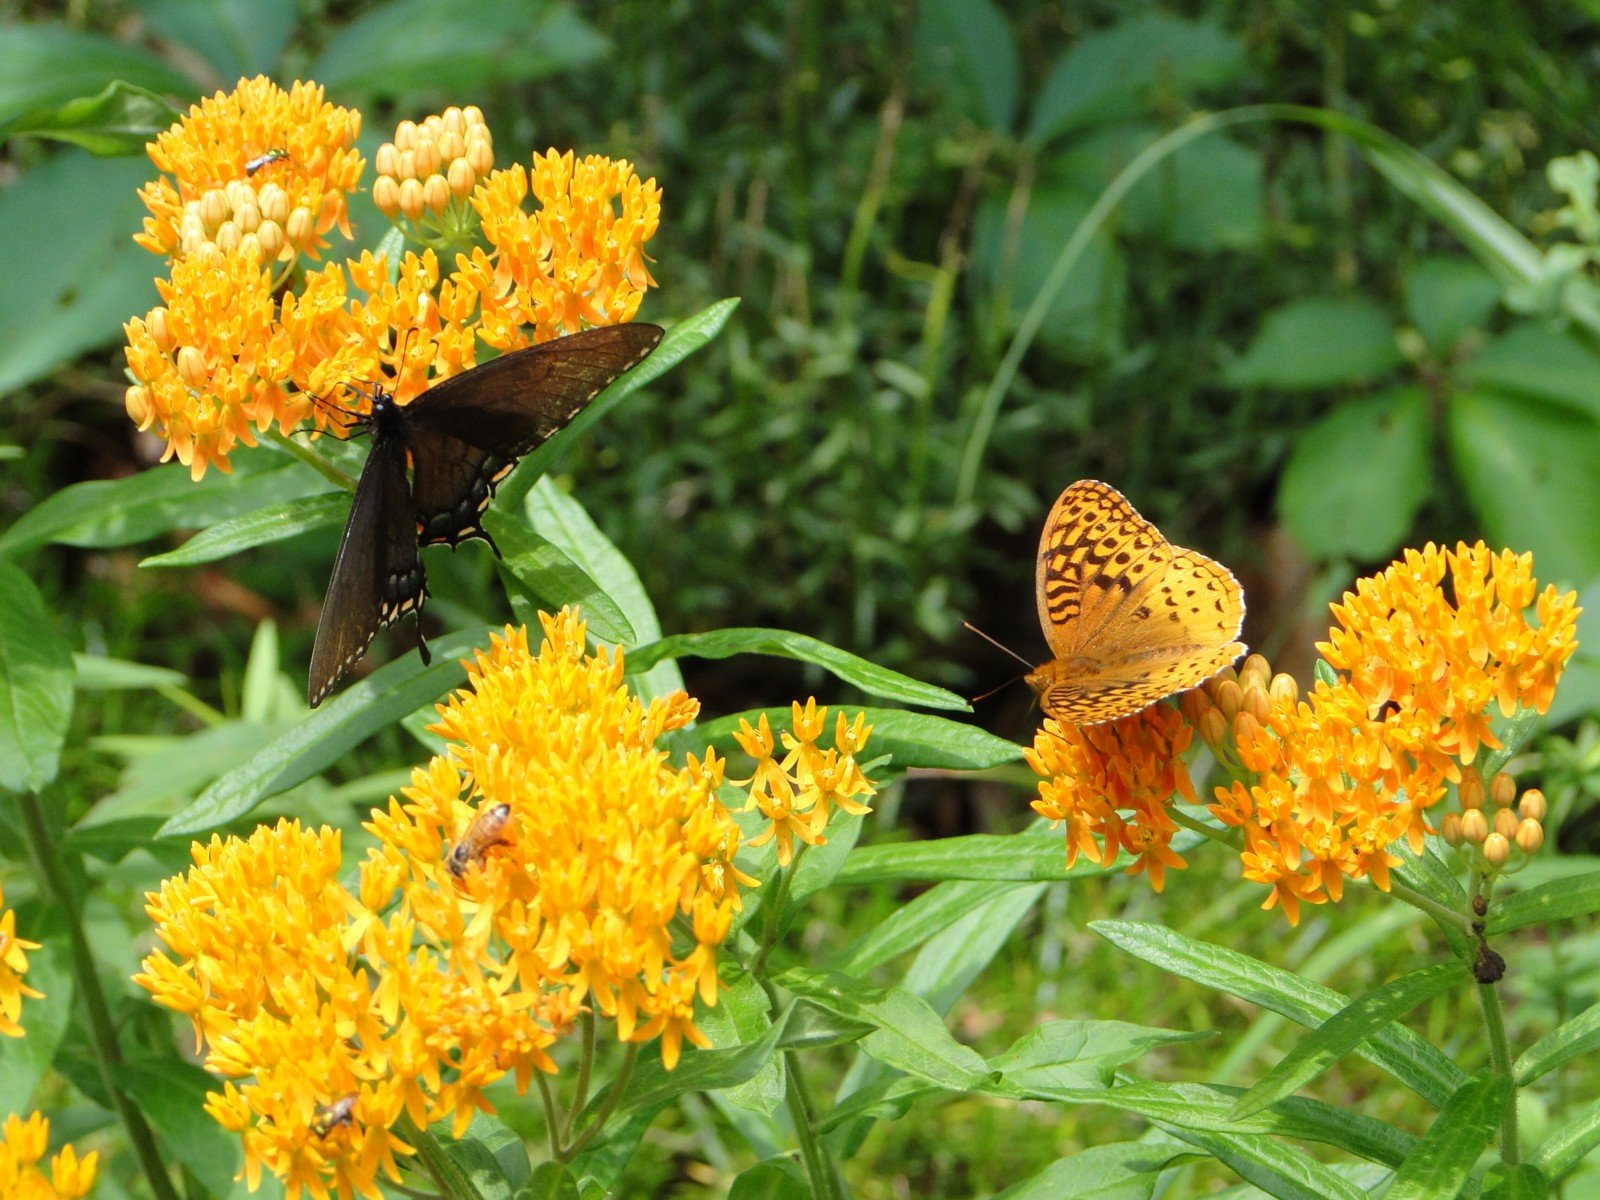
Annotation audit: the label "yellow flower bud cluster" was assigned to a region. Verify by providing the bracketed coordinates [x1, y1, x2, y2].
[1439, 767, 1548, 871]
[1181, 653, 1291, 754]
[375, 106, 493, 228]
[170, 178, 303, 263]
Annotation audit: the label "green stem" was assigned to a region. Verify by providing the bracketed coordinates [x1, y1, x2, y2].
[1478, 976, 1520, 1164]
[16, 793, 180, 1200]
[396, 1112, 471, 1200]
[753, 852, 801, 978]
[266, 428, 358, 491]
[756, 975, 844, 1200]
[562, 1009, 597, 1142]
[1387, 879, 1476, 932]
[561, 1043, 639, 1163]
[1167, 805, 1237, 847]
[535, 1068, 564, 1160]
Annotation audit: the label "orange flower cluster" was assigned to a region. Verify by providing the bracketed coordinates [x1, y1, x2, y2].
[365, 609, 751, 1073]
[0, 882, 42, 1038]
[125, 78, 661, 478]
[0, 1113, 98, 1200]
[1025, 705, 1196, 891]
[732, 701, 877, 866]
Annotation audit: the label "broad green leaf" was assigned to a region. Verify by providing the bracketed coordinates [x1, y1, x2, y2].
[486, 510, 635, 646]
[0, 562, 74, 793]
[0, 152, 159, 397]
[1120, 132, 1263, 251]
[832, 829, 1198, 885]
[0, 941, 72, 1119]
[159, 629, 490, 836]
[1227, 961, 1468, 1120]
[523, 478, 683, 699]
[1460, 323, 1600, 422]
[140, 491, 344, 567]
[697, 974, 783, 1115]
[1488, 869, 1600, 934]
[727, 1159, 808, 1200]
[127, 0, 296, 82]
[1278, 388, 1431, 560]
[989, 1021, 1213, 1093]
[670, 707, 1021, 772]
[1482, 1164, 1550, 1200]
[514, 298, 741, 486]
[433, 1111, 530, 1200]
[787, 810, 865, 916]
[991, 1139, 1200, 1200]
[0, 80, 180, 155]
[1533, 1096, 1600, 1180]
[1385, 1075, 1511, 1200]
[520, 1163, 579, 1200]
[625, 628, 966, 711]
[310, 0, 607, 97]
[71, 654, 185, 690]
[1, 461, 323, 556]
[776, 969, 986, 1089]
[913, 0, 1019, 130]
[0, 24, 196, 125]
[121, 1059, 253, 1200]
[610, 1016, 786, 1117]
[1029, 14, 1244, 143]
[779, 1000, 875, 1052]
[1092, 921, 1466, 1107]
[900, 881, 1044, 1015]
[1167, 1126, 1368, 1200]
[1224, 297, 1401, 389]
[1406, 257, 1501, 354]
[831, 880, 1027, 974]
[1447, 388, 1600, 586]
[819, 1076, 945, 1133]
[1516, 998, 1600, 1084]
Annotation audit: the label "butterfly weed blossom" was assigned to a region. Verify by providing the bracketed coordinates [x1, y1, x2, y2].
[0, 882, 42, 1038]
[0, 1112, 98, 1200]
[1029, 542, 1580, 924]
[124, 78, 660, 478]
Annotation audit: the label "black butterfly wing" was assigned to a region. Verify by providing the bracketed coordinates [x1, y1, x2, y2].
[307, 433, 427, 707]
[405, 323, 663, 548]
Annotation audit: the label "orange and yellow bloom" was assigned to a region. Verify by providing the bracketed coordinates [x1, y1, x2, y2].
[0, 883, 42, 1039]
[0, 1112, 98, 1200]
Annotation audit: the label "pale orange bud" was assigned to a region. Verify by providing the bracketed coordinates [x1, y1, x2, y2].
[1213, 679, 1243, 722]
[1491, 771, 1516, 808]
[177, 346, 207, 387]
[126, 385, 151, 427]
[225, 179, 254, 210]
[1460, 808, 1489, 844]
[442, 105, 466, 134]
[1440, 811, 1464, 847]
[398, 149, 417, 181]
[1199, 707, 1229, 748]
[257, 182, 290, 223]
[1484, 832, 1511, 867]
[1178, 688, 1209, 725]
[214, 220, 241, 254]
[1241, 653, 1271, 690]
[1494, 807, 1519, 840]
[394, 119, 418, 151]
[1458, 769, 1485, 811]
[375, 142, 400, 179]
[1243, 685, 1270, 724]
[1232, 709, 1262, 746]
[447, 157, 476, 199]
[199, 187, 230, 230]
[286, 205, 316, 248]
[236, 231, 262, 262]
[1269, 672, 1299, 708]
[415, 137, 443, 178]
[146, 306, 173, 351]
[234, 199, 260, 234]
[398, 177, 426, 220]
[1515, 818, 1544, 855]
[423, 174, 451, 214]
[1518, 789, 1547, 822]
[466, 136, 494, 175]
[439, 129, 466, 163]
[374, 175, 402, 219]
[463, 104, 485, 128]
[257, 219, 285, 260]
[421, 114, 444, 139]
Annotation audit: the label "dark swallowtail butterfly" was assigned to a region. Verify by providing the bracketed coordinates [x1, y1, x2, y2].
[307, 322, 663, 707]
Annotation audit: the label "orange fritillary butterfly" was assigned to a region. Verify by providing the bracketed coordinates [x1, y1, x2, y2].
[1026, 479, 1246, 725]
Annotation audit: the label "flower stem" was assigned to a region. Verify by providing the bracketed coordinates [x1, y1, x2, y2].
[781, 1041, 844, 1200]
[266, 427, 358, 491]
[1387, 879, 1476, 932]
[562, 1009, 597, 1143]
[15, 793, 180, 1200]
[1478, 976, 1521, 1164]
[1167, 805, 1236, 847]
[535, 1068, 564, 1160]
[561, 1042, 639, 1163]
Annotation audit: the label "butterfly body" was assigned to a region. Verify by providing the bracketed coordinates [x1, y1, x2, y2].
[308, 322, 663, 707]
[1028, 479, 1245, 726]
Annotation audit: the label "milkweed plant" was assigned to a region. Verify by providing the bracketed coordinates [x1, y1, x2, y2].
[2, 75, 1598, 1200]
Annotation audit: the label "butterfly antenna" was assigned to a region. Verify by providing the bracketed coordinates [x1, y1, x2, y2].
[968, 674, 1025, 705]
[961, 621, 1034, 669]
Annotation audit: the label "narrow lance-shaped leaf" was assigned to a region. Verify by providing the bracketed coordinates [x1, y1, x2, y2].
[485, 510, 635, 646]
[1385, 1075, 1512, 1200]
[141, 491, 346, 567]
[1166, 1126, 1368, 1200]
[1533, 1096, 1600, 1180]
[0, 561, 74, 793]
[1516, 998, 1600, 1085]
[1488, 869, 1600, 934]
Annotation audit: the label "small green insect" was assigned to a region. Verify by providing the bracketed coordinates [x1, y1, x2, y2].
[245, 148, 294, 175]
[309, 1093, 357, 1138]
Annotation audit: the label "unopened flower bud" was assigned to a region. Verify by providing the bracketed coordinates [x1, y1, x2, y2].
[286, 205, 316, 248]
[200, 187, 230, 230]
[466, 134, 494, 175]
[1269, 672, 1298, 708]
[1459, 769, 1485, 811]
[1440, 811, 1464, 846]
[375, 142, 400, 179]
[442, 105, 466, 134]
[398, 149, 417, 182]
[463, 104, 485, 128]
[1515, 818, 1544, 855]
[1490, 771, 1516, 808]
[214, 220, 241, 254]
[1198, 707, 1229, 749]
[447, 157, 476, 198]
[374, 176, 402, 219]
[234, 200, 260, 234]
[1494, 807, 1519, 840]
[423, 174, 451, 214]
[257, 182, 289, 224]
[1232, 709, 1262, 747]
[1460, 808, 1489, 844]
[399, 177, 426, 220]
[1213, 680, 1243, 722]
[394, 119, 418, 151]
[1484, 831, 1511, 866]
[414, 137, 442, 178]
[1240, 653, 1271, 690]
[1178, 688, 1209, 725]
[177, 346, 207, 387]
[236, 231, 262, 262]
[1518, 789, 1546, 822]
[1243, 685, 1270, 724]
[257, 219, 285, 260]
[439, 129, 466, 162]
[126, 385, 151, 427]
[146, 306, 173, 351]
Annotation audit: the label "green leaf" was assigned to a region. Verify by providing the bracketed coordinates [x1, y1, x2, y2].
[0, 562, 74, 793]
[1516, 998, 1600, 1084]
[832, 881, 1028, 974]
[727, 1159, 808, 1200]
[0, 24, 196, 126]
[127, 0, 296, 81]
[0, 80, 181, 155]
[990, 1139, 1200, 1200]
[310, 0, 607, 97]
[515, 298, 741, 485]
[121, 1059, 251, 1200]
[775, 969, 987, 1089]
[1406, 257, 1501, 354]
[625, 628, 966, 711]
[673, 707, 1021, 772]
[0, 152, 160, 396]
[1532, 1096, 1600, 1180]
[1028, 14, 1244, 143]
[159, 629, 490, 837]
[140, 490, 345, 567]
[1460, 323, 1600, 422]
[71, 654, 185, 690]
[1482, 1164, 1551, 1200]
[834, 829, 1184, 885]
[913, 0, 1019, 130]
[1488, 869, 1600, 934]
[486, 510, 635, 646]
[1, 461, 324, 556]
[989, 1021, 1213, 1093]
[1225, 296, 1401, 389]
[1166, 1126, 1368, 1200]
[697, 974, 784, 1115]
[0, 940, 72, 1117]
[1127, 134, 1263, 252]
[1447, 388, 1600, 586]
[1278, 388, 1431, 560]
[520, 1163, 579, 1200]
[523, 478, 683, 699]
[1385, 1075, 1511, 1200]
[1228, 961, 1467, 1120]
[612, 1016, 786, 1117]
[901, 881, 1046, 1016]
[1092, 921, 1466, 1107]
[433, 1111, 531, 1200]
